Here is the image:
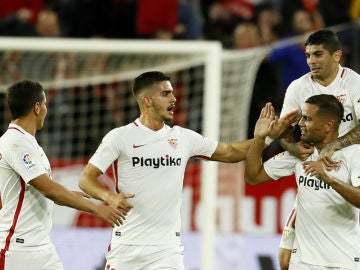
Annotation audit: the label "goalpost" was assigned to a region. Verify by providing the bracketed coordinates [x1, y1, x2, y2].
[0, 37, 269, 269]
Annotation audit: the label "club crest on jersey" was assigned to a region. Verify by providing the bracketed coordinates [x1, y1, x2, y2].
[168, 138, 178, 148]
[336, 94, 346, 104]
[274, 151, 285, 160]
[22, 153, 37, 171]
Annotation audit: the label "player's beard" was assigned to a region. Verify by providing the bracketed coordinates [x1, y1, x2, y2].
[164, 119, 174, 127]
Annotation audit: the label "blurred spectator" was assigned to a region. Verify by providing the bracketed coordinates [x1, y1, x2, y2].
[136, 0, 202, 40]
[280, 0, 319, 34]
[317, 0, 351, 26]
[201, 0, 256, 46]
[136, 0, 178, 38]
[36, 9, 61, 37]
[292, 8, 323, 35]
[349, 0, 360, 20]
[0, 8, 61, 37]
[178, 0, 203, 39]
[230, 22, 282, 161]
[256, 5, 283, 44]
[232, 22, 259, 48]
[267, 9, 324, 91]
[0, 0, 43, 24]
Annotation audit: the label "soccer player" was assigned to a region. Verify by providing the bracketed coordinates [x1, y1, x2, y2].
[245, 94, 360, 270]
[0, 80, 130, 270]
[78, 71, 297, 270]
[276, 29, 360, 270]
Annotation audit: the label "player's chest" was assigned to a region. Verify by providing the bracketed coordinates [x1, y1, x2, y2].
[126, 133, 188, 157]
[295, 162, 350, 193]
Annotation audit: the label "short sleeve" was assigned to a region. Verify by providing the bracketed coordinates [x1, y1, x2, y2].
[263, 151, 297, 180]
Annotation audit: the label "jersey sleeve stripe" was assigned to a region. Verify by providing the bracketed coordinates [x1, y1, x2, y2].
[112, 160, 119, 193]
[192, 155, 211, 160]
[1, 179, 26, 254]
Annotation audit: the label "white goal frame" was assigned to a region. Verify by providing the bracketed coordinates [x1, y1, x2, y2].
[0, 37, 222, 270]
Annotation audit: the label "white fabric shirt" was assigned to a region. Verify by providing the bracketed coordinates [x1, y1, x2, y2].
[89, 119, 218, 245]
[264, 147, 360, 269]
[280, 65, 360, 136]
[0, 124, 54, 251]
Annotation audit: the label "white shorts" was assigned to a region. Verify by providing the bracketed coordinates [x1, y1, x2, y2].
[279, 206, 296, 250]
[289, 249, 352, 270]
[0, 246, 63, 270]
[289, 262, 352, 270]
[105, 244, 185, 270]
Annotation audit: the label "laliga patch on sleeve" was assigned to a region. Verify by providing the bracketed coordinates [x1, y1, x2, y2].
[273, 152, 286, 160]
[22, 153, 37, 171]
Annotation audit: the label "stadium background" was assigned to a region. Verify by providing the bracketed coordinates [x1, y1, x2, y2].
[1, 1, 360, 269]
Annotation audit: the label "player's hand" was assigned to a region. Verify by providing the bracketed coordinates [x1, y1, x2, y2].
[268, 109, 299, 140]
[254, 102, 275, 139]
[318, 141, 340, 171]
[93, 204, 125, 227]
[291, 141, 314, 161]
[106, 193, 134, 216]
[302, 160, 331, 183]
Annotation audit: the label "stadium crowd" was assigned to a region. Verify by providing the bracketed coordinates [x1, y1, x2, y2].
[0, 0, 359, 157]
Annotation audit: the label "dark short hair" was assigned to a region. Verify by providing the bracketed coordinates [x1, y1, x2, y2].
[7, 80, 44, 119]
[132, 71, 170, 97]
[304, 29, 342, 54]
[305, 94, 344, 128]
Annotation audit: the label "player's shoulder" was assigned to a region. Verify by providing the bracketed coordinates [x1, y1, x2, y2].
[340, 67, 360, 83]
[338, 144, 360, 154]
[2, 127, 26, 141]
[287, 72, 312, 89]
[0, 129, 29, 152]
[269, 151, 298, 162]
[170, 125, 203, 138]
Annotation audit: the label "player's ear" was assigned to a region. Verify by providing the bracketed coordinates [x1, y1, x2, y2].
[142, 95, 152, 107]
[325, 119, 336, 132]
[34, 102, 40, 116]
[333, 50, 342, 62]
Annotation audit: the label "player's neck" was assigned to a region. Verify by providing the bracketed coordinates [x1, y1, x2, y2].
[12, 118, 37, 136]
[315, 132, 339, 152]
[139, 115, 164, 131]
[313, 65, 339, 87]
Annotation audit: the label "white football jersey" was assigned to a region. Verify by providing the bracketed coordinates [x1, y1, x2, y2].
[0, 124, 54, 251]
[280, 65, 360, 136]
[89, 119, 218, 246]
[264, 147, 360, 269]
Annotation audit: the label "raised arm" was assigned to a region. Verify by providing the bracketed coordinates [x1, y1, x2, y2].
[245, 103, 282, 185]
[211, 103, 298, 163]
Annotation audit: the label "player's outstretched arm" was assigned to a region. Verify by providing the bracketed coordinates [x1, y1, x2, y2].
[211, 103, 297, 163]
[30, 174, 124, 227]
[79, 163, 134, 215]
[244, 103, 274, 185]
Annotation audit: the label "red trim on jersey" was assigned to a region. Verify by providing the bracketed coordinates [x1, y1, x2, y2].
[7, 127, 24, 134]
[192, 155, 211, 160]
[0, 179, 26, 269]
[133, 121, 139, 127]
[285, 207, 296, 229]
[112, 160, 119, 193]
[340, 68, 345, 78]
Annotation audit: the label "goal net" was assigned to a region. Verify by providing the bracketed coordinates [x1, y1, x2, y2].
[0, 37, 269, 270]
